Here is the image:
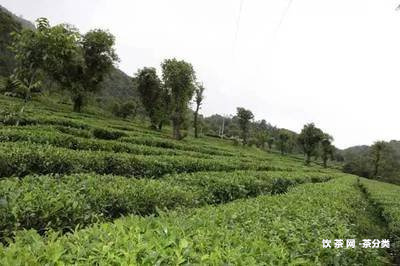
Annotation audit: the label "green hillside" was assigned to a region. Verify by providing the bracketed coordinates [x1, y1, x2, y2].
[0, 95, 398, 265]
[0, 5, 139, 106]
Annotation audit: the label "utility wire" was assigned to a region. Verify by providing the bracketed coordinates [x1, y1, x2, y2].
[233, 0, 244, 52]
[274, 0, 294, 35]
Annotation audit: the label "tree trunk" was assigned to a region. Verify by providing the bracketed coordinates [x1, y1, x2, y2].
[305, 153, 311, 165]
[373, 152, 381, 177]
[158, 122, 163, 131]
[194, 107, 199, 138]
[323, 156, 327, 168]
[172, 117, 182, 140]
[73, 94, 84, 112]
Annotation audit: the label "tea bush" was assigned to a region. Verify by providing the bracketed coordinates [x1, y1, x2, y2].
[92, 128, 127, 140]
[0, 174, 196, 240]
[0, 127, 213, 158]
[165, 170, 333, 204]
[360, 178, 400, 256]
[0, 177, 390, 265]
[0, 142, 293, 178]
[0, 171, 334, 239]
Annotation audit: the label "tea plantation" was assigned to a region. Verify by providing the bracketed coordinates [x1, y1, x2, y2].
[0, 95, 399, 265]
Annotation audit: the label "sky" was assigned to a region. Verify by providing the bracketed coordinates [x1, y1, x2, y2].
[2, 0, 400, 149]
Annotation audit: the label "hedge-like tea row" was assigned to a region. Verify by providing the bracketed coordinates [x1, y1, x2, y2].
[0, 176, 390, 265]
[0, 171, 333, 240]
[165, 170, 333, 204]
[0, 174, 195, 240]
[0, 127, 213, 158]
[120, 136, 236, 157]
[360, 178, 400, 255]
[0, 142, 293, 178]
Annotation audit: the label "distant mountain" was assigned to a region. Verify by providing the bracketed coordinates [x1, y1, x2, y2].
[341, 145, 370, 160]
[98, 68, 138, 100]
[341, 142, 400, 184]
[0, 5, 138, 102]
[0, 5, 35, 30]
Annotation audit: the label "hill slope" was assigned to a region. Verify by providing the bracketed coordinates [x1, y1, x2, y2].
[0, 5, 137, 102]
[0, 95, 398, 264]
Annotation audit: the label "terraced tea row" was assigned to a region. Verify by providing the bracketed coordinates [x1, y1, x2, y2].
[0, 127, 218, 158]
[0, 170, 333, 241]
[360, 178, 400, 256]
[0, 176, 390, 265]
[0, 141, 310, 178]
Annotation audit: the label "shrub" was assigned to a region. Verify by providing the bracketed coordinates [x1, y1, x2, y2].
[360, 178, 400, 256]
[92, 128, 126, 140]
[0, 176, 389, 265]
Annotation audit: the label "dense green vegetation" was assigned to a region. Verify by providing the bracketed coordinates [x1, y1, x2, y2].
[0, 93, 397, 264]
[360, 178, 400, 257]
[0, 5, 398, 264]
[0, 176, 392, 265]
[343, 141, 400, 184]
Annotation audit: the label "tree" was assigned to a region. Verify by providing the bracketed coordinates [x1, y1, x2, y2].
[254, 131, 268, 148]
[112, 100, 137, 119]
[371, 141, 387, 178]
[321, 134, 334, 168]
[135, 67, 166, 130]
[162, 58, 196, 140]
[193, 82, 205, 138]
[236, 107, 254, 145]
[267, 136, 274, 150]
[10, 18, 50, 101]
[11, 18, 118, 112]
[277, 130, 290, 155]
[298, 123, 324, 165]
[69, 28, 119, 112]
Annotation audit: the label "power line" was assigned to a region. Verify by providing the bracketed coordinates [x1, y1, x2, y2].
[275, 0, 294, 35]
[233, 0, 244, 51]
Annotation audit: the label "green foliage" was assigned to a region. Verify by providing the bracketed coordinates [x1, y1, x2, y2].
[343, 142, 400, 184]
[0, 174, 195, 240]
[236, 107, 254, 145]
[92, 127, 126, 140]
[0, 142, 296, 178]
[298, 123, 324, 165]
[11, 18, 118, 111]
[321, 134, 334, 168]
[277, 129, 290, 155]
[0, 171, 332, 240]
[0, 177, 390, 265]
[360, 178, 400, 256]
[135, 67, 167, 130]
[111, 100, 137, 119]
[0, 95, 394, 264]
[193, 82, 205, 138]
[0, 7, 22, 77]
[162, 58, 196, 140]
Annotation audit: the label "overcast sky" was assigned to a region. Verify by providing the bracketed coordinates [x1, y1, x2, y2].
[2, 0, 400, 148]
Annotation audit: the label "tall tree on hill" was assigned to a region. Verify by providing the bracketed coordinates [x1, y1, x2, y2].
[9, 18, 49, 101]
[371, 141, 387, 178]
[236, 107, 254, 145]
[277, 130, 290, 155]
[135, 67, 166, 130]
[162, 58, 196, 140]
[267, 136, 274, 150]
[11, 18, 118, 112]
[193, 82, 205, 138]
[298, 123, 324, 165]
[321, 134, 334, 168]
